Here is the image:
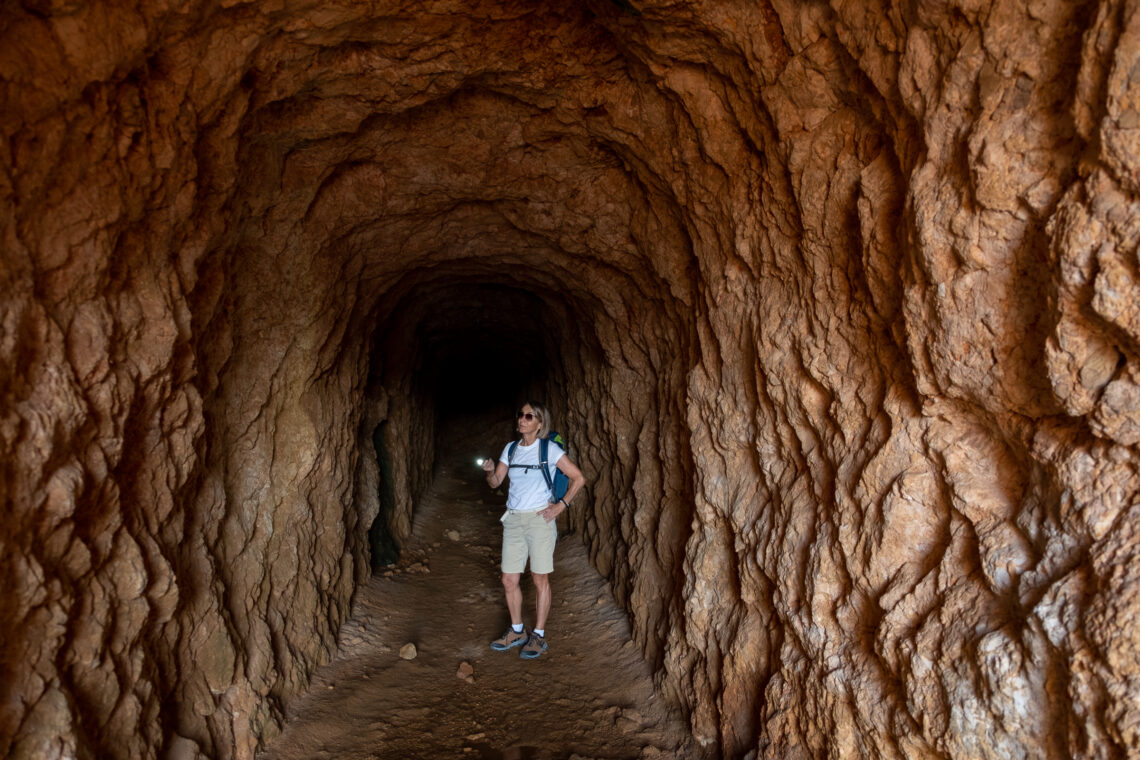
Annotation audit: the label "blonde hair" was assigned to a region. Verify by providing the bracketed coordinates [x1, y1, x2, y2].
[521, 400, 552, 438]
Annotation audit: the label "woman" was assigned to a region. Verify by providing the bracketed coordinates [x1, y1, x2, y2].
[482, 401, 586, 659]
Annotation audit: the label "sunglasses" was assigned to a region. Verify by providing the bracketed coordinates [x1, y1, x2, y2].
[516, 411, 536, 420]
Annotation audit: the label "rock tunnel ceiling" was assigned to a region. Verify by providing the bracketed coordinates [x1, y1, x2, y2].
[3, 0, 1140, 758]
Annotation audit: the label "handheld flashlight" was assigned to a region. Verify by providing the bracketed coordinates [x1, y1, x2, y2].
[476, 458, 485, 467]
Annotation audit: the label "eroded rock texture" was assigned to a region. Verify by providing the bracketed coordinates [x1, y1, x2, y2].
[2, 0, 1138, 758]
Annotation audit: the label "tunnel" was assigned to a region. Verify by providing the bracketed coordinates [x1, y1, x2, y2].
[3, 0, 1140, 758]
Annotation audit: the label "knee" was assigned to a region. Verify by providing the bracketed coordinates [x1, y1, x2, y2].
[501, 573, 520, 591]
[531, 572, 550, 591]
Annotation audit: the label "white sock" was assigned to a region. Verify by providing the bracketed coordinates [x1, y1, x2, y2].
[533, 628, 544, 637]
[512, 623, 524, 633]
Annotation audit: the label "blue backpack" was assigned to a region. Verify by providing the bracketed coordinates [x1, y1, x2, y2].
[507, 431, 570, 501]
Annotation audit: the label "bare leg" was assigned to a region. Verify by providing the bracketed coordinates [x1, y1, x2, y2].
[502, 572, 523, 626]
[533, 572, 551, 631]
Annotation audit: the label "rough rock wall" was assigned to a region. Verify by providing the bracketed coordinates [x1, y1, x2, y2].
[640, 2, 1140, 757]
[2, 1, 1139, 759]
[609, 1, 1140, 757]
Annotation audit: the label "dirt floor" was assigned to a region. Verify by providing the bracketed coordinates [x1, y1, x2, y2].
[258, 448, 697, 760]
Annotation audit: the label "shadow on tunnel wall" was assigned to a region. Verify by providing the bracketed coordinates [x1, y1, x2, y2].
[368, 421, 401, 570]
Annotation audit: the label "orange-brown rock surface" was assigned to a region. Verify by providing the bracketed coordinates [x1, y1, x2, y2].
[2, 1, 1138, 758]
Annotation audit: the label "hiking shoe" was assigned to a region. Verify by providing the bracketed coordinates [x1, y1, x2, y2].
[520, 632, 547, 660]
[490, 627, 528, 651]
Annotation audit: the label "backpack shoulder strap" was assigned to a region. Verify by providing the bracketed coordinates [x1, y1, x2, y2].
[538, 437, 555, 494]
[508, 439, 543, 470]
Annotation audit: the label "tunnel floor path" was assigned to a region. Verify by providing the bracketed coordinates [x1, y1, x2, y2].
[259, 449, 696, 760]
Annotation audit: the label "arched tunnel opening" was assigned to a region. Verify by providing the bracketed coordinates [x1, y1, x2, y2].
[4, 1, 1140, 759]
[365, 280, 595, 573]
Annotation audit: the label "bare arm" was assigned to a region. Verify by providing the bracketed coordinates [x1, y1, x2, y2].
[483, 458, 508, 489]
[555, 456, 586, 506]
[539, 456, 586, 522]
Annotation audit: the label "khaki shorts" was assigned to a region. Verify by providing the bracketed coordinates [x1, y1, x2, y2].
[500, 510, 558, 574]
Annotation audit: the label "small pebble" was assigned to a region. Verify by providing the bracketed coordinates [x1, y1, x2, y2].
[400, 643, 418, 660]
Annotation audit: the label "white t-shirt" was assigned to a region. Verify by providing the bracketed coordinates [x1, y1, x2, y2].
[500, 439, 565, 512]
